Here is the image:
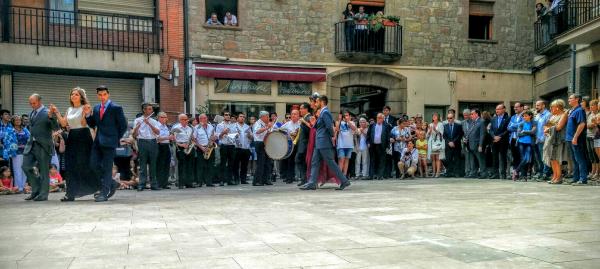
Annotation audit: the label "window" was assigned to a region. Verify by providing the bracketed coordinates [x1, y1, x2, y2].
[468, 1, 494, 40]
[49, 0, 75, 24]
[215, 79, 271, 95]
[278, 82, 312, 96]
[205, 0, 238, 26]
[209, 101, 275, 119]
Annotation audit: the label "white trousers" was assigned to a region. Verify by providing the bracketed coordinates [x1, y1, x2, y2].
[12, 154, 25, 191]
[355, 149, 369, 177]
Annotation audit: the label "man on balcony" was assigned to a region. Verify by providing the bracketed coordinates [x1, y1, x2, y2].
[354, 6, 368, 52]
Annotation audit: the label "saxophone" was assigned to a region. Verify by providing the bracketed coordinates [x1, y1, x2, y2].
[203, 126, 217, 160]
[184, 126, 196, 155]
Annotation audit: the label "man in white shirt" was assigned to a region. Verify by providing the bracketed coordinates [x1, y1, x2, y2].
[224, 12, 238, 26]
[173, 114, 194, 188]
[132, 103, 161, 191]
[215, 111, 238, 186]
[280, 109, 301, 183]
[253, 111, 274, 186]
[195, 113, 216, 187]
[156, 112, 174, 189]
[233, 112, 252, 184]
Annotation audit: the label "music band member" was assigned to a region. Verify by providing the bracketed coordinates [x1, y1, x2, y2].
[280, 109, 301, 184]
[156, 112, 174, 189]
[173, 114, 194, 188]
[216, 111, 238, 186]
[233, 112, 252, 185]
[253, 111, 274, 186]
[196, 114, 216, 187]
[132, 103, 161, 191]
[295, 103, 312, 186]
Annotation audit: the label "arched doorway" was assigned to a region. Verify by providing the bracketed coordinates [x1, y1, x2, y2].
[327, 67, 407, 117]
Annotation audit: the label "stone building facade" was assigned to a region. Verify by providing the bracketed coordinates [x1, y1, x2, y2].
[188, 0, 536, 120]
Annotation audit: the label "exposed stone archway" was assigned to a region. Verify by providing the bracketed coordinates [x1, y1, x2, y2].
[327, 67, 407, 115]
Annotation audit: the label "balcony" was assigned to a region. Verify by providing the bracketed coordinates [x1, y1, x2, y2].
[334, 21, 402, 64]
[534, 0, 600, 55]
[0, 5, 161, 54]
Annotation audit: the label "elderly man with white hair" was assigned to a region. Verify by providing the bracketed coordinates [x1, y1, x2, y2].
[253, 111, 274, 186]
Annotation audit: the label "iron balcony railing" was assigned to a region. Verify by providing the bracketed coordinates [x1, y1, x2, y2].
[1, 5, 161, 54]
[334, 21, 402, 62]
[534, 0, 600, 54]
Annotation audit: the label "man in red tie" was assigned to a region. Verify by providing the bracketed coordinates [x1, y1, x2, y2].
[84, 86, 127, 202]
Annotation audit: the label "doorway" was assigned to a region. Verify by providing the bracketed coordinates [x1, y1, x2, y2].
[340, 85, 387, 120]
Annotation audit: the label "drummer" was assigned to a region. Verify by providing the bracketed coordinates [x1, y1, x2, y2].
[279, 109, 301, 184]
[253, 111, 274, 186]
[215, 111, 238, 186]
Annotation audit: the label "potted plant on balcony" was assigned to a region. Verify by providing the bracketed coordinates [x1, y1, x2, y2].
[369, 14, 399, 31]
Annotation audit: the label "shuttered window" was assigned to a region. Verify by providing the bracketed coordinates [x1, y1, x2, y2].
[78, 0, 155, 18]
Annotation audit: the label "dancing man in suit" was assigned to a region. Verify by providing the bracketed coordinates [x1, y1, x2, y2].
[23, 94, 60, 201]
[300, 95, 351, 190]
[442, 113, 463, 177]
[84, 86, 127, 202]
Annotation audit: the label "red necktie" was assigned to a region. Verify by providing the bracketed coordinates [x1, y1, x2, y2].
[100, 103, 105, 120]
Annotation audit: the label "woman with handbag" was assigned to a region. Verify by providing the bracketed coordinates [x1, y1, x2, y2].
[427, 112, 445, 178]
[51, 87, 100, 201]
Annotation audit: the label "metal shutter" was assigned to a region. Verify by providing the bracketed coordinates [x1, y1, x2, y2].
[78, 0, 155, 18]
[13, 72, 142, 122]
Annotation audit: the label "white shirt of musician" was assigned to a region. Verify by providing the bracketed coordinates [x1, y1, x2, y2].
[172, 123, 192, 143]
[253, 119, 268, 142]
[158, 123, 170, 144]
[236, 123, 252, 149]
[280, 120, 300, 135]
[134, 116, 161, 139]
[196, 123, 215, 146]
[216, 120, 238, 146]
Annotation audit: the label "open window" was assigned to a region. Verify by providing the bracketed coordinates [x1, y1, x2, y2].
[469, 1, 494, 41]
[205, 0, 238, 27]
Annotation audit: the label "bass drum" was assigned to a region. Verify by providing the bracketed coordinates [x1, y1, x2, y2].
[264, 130, 294, 160]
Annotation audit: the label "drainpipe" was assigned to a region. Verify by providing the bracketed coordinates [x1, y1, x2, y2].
[183, 0, 190, 113]
[571, 44, 577, 94]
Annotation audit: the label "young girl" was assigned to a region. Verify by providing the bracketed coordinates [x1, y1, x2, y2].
[416, 131, 428, 178]
[515, 111, 537, 181]
[0, 166, 17, 194]
[49, 164, 64, 192]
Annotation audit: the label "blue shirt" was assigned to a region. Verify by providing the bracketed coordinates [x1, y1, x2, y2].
[565, 106, 586, 142]
[508, 113, 523, 140]
[535, 109, 551, 143]
[518, 121, 534, 144]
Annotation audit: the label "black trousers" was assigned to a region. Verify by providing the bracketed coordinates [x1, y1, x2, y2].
[384, 152, 393, 178]
[198, 148, 215, 186]
[392, 151, 401, 178]
[219, 145, 236, 184]
[176, 147, 194, 187]
[510, 138, 521, 170]
[137, 139, 158, 189]
[282, 147, 297, 182]
[157, 143, 171, 187]
[491, 141, 508, 177]
[233, 148, 250, 183]
[295, 150, 307, 183]
[469, 149, 486, 177]
[445, 144, 462, 177]
[254, 142, 272, 185]
[370, 144, 386, 178]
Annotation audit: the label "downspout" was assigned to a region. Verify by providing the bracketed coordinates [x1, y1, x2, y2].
[183, 0, 190, 113]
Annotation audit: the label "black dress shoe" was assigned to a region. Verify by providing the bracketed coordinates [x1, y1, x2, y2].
[137, 188, 144, 192]
[107, 181, 119, 198]
[60, 196, 75, 202]
[299, 184, 316, 190]
[297, 181, 306, 186]
[227, 182, 237, 186]
[205, 184, 215, 187]
[162, 186, 171, 189]
[33, 196, 48, 201]
[150, 187, 162, 191]
[264, 181, 273, 185]
[335, 181, 351, 190]
[252, 183, 264, 186]
[95, 195, 108, 202]
[241, 181, 249, 184]
[24, 194, 38, 201]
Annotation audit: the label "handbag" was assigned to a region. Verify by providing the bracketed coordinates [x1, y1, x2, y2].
[431, 134, 444, 152]
[115, 145, 133, 157]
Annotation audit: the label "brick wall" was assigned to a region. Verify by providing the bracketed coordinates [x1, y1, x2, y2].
[159, 0, 185, 122]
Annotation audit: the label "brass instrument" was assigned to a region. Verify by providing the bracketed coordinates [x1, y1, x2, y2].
[204, 134, 218, 160]
[184, 126, 196, 155]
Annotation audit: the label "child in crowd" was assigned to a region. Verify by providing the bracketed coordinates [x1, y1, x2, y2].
[0, 166, 18, 194]
[515, 111, 537, 181]
[49, 164, 65, 192]
[116, 165, 139, 190]
[416, 131, 428, 177]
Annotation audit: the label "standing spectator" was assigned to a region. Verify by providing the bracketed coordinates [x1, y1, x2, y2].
[508, 103, 524, 179]
[427, 112, 445, 178]
[515, 111, 537, 181]
[224, 11, 238, 26]
[566, 94, 588, 185]
[353, 6, 368, 51]
[533, 100, 552, 181]
[481, 111, 494, 178]
[544, 99, 570, 184]
[355, 117, 369, 179]
[367, 113, 390, 180]
[398, 140, 419, 179]
[443, 113, 463, 178]
[206, 13, 223, 26]
[156, 112, 173, 189]
[467, 109, 487, 178]
[335, 110, 356, 178]
[489, 104, 510, 179]
[586, 100, 600, 180]
[461, 109, 473, 177]
[342, 3, 355, 51]
[382, 106, 396, 178]
[21, 114, 30, 129]
[5, 115, 29, 193]
[536, 2, 547, 19]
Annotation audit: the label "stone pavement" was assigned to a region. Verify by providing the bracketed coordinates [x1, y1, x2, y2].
[0, 178, 599, 269]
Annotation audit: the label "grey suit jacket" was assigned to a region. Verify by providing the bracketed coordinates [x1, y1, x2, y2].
[315, 107, 335, 149]
[24, 106, 60, 156]
[467, 118, 486, 152]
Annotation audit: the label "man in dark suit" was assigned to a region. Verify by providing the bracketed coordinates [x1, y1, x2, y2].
[300, 96, 350, 190]
[382, 106, 396, 178]
[467, 109, 487, 179]
[84, 86, 127, 202]
[23, 94, 60, 201]
[443, 113, 463, 177]
[367, 113, 391, 180]
[295, 102, 312, 186]
[489, 104, 511, 179]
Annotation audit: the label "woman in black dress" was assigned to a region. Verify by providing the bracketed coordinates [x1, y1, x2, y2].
[51, 87, 99, 201]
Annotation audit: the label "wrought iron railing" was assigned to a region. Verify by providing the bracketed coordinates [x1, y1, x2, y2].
[334, 21, 402, 61]
[535, 0, 600, 53]
[0, 5, 161, 54]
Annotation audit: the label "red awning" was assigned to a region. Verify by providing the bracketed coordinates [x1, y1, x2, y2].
[351, 0, 385, 7]
[195, 63, 327, 82]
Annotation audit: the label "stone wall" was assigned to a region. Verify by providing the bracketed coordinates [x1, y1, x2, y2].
[189, 0, 536, 71]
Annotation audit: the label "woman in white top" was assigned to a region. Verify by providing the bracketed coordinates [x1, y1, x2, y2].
[355, 117, 369, 179]
[51, 87, 99, 201]
[426, 112, 445, 178]
[335, 111, 357, 177]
